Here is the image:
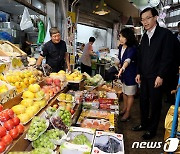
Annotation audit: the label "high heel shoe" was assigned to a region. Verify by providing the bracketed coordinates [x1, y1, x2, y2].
[119, 110, 126, 116]
[120, 116, 131, 122]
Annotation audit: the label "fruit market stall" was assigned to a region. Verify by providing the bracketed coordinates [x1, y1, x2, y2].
[0, 66, 123, 153]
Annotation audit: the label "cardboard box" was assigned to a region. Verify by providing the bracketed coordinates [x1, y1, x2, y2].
[60, 127, 95, 154]
[92, 131, 124, 154]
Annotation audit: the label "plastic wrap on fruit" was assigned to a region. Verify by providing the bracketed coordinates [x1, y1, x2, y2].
[45, 106, 57, 119]
[95, 137, 122, 153]
[50, 115, 69, 134]
[25, 116, 49, 141]
[72, 134, 91, 147]
[32, 129, 65, 149]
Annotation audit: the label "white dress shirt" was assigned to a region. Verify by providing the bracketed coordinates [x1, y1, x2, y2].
[146, 26, 157, 45]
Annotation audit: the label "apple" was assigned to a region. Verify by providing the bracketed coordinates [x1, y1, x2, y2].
[45, 77, 53, 85]
[56, 86, 61, 92]
[53, 104, 58, 109]
[70, 109, 75, 115]
[53, 79, 61, 86]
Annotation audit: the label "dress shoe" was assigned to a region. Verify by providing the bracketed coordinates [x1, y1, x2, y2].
[132, 124, 146, 131]
[120, 116, 131, 122]
[142, 131, 156, 140]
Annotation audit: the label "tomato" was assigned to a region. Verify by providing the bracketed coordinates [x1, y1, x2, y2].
[0, 104, 3, 112]
[0, 126, 6, 138]
[1, 134, 13, 146]
[0, 112, 10, 122]
[16, 124, 24, 134]
[7, 109, 14, 118]
[12, 117, 20, 126]
[4, 119, 14, 131]
[0, 141, 6, 153]
[9, 128, 19, 139]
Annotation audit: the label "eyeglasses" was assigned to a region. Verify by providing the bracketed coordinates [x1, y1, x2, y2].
[141, 16, 154, 22]
[52, 34, 60, 38]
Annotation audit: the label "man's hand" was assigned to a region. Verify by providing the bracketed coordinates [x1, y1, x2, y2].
[67, 65, 71, 72]
[154, 76, 163, 88]
[135, 74, 141, 84]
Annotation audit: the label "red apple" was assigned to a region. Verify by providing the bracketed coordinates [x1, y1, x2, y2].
[45, 77, 53, 85]
[70, 109, 75, 115]
[53, 79, 61, 86]
[56, 86, 61, 92]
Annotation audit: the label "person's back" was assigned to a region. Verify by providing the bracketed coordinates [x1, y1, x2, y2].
[80, 43, 92, 67]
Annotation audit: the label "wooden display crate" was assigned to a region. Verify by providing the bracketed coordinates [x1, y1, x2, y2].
[0, 40, 27, 56]
[2, 86, 69, 153]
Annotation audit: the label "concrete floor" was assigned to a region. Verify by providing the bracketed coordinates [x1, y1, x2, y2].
[117, 96, 172, 154]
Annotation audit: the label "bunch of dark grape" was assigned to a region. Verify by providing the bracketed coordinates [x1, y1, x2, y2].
[51, 116, 69, 133]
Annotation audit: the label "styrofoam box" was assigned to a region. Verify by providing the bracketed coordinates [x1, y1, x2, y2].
[60, 127, 95, 154]
[92, 131, 124, 154]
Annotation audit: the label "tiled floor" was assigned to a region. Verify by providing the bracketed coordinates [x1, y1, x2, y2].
[117, 97, 172, 154]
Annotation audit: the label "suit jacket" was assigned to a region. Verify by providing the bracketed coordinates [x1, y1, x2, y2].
[137, 25, 174, 79]
[118, 45, 137, 85]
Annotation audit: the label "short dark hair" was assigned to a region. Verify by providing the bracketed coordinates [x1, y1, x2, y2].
[89, 37, 96, 42]
[140, 7, 159, 17]
[49, 27, 60, 36]
[120, 28, 138, 47]
[178, 22, 180, 27]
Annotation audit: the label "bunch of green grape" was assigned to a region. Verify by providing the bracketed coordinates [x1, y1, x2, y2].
[33, 129, 64, 149]
[27, 116, 47, 141]
[72, 134, 91, 147]
[58, 109, 71, 126]
[31, 148, 52, 154]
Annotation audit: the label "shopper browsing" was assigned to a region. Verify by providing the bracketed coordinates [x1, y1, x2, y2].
[117, 28, 138, 122]
[80, 37, 96, 76]
[132, 7, 174, 140]
[36, 27, 70, 73]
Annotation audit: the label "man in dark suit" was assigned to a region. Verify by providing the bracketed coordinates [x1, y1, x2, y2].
[175, 22, 180, 42]
[132, 7, 174, 140]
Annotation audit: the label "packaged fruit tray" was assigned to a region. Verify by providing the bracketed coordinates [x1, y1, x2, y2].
[32, 129, 66, 149]
[25, 117, 49, 141]
[92, 131, 124, 154]
[57, 96, 75, 103]
[77, 110, 110, 124]
[81, 118, 112, 131]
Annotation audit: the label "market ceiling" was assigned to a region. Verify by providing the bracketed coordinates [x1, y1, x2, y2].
[104, 0, 139, 17]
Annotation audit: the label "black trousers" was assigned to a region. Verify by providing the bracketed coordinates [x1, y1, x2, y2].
[81, 63, 92, 76]
[140, 77, 162, 133]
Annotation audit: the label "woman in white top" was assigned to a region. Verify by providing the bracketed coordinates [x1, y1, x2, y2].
[117, 28, 138, 122]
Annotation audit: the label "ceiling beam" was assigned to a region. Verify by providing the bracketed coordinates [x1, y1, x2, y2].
[14, 0, 47, 16]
